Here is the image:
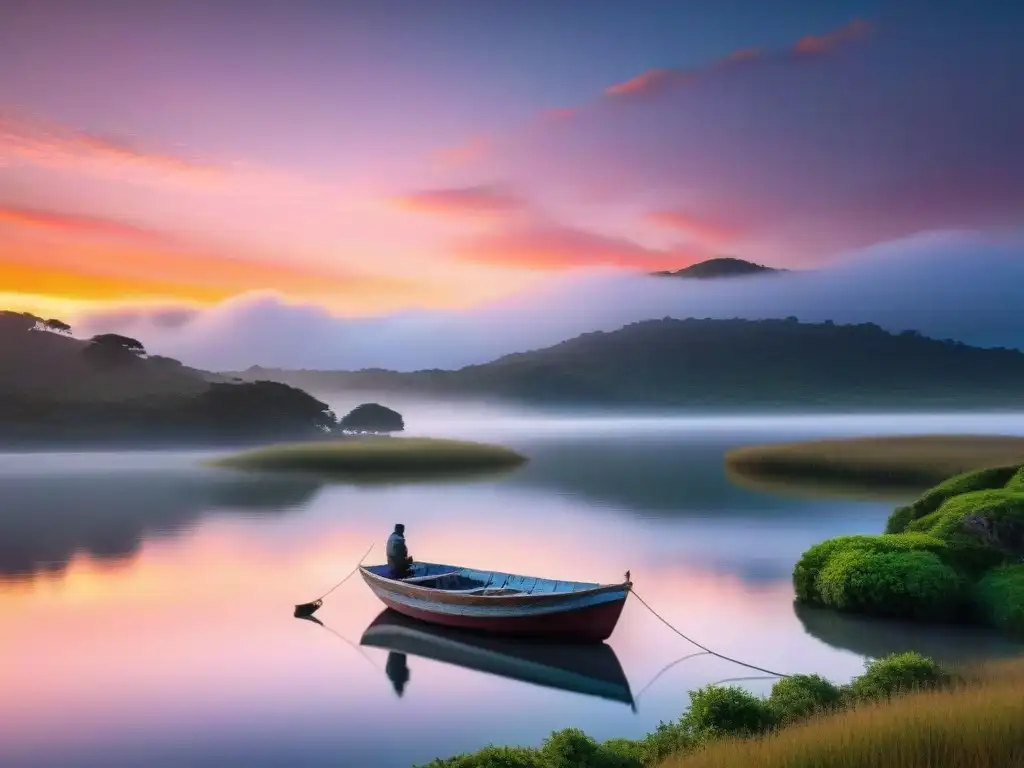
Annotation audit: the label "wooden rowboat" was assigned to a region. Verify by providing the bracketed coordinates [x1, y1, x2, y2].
[360, 608, 635, 707]
[358, 562, 632, 642]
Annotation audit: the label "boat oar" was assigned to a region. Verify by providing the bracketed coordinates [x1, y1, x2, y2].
[294, 542, 374, 617]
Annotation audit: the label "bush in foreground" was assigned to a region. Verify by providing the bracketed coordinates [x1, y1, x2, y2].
[418, 654, 951, 768]
[661, 668, 1024, 768]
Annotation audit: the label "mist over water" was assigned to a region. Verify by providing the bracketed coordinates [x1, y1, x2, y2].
[3, 404, 1024, 767]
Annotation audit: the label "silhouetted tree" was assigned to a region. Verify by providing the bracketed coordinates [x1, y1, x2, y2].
[82, 333, 147, 367]
[42, 318, 72, 335]
[339, 403, 405, 434]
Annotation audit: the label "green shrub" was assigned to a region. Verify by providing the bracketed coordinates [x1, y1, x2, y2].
[815, 549, 964, 621]
[1007, 466, 1024, 491]
[907, 489, 1024, 572]
[679, 685, 774, 740]
[847, 651, 950, 701]
[537, 729, 641, 768]
[973, 564, 1024, 636]
[889, 466, 1020, 532]
[885, 504, 915, 534]
[793, 534, 946, 605]
[637, 720, 696, 763]
[418, 745, 546, 768]
[768, 674, 843, 724]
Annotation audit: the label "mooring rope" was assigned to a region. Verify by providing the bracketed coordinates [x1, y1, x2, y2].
[630, 589, 791, 679]
[305, 542, 374, 605]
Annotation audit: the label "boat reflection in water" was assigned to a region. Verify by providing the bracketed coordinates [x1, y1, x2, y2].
[360, 609, 635, 709]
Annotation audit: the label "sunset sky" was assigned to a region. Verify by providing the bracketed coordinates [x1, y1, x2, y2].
[1, 0, 1022, 326]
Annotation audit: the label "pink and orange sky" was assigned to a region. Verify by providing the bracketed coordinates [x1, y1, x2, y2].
[1, 0, 1021, 324]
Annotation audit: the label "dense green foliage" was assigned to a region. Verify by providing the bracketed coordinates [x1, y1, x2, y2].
[0, 310, 338, 446]
[232, 318, 1024, 408]
[798, 464, 1024, 636]
[973, 565, 1024, 636]
[845, 652, 950, 701]
[886, 466, 1021, 533]
[816, 549, 965, 621]
[418, 653, 947, 768]
[767, 674, 842, 724]
[792, 534, 947, 605]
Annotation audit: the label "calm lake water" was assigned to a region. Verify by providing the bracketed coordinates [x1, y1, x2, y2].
[3, 408, 1024, 768]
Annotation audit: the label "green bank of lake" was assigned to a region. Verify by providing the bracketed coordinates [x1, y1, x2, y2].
[3, 407, 1024, 767]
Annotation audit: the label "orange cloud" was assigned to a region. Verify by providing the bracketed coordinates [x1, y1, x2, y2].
[645, 209, 740, 246]
[606, 69, 695, 98]
[433, 135, 491, 168]
[455, 223, 697, 271]
[794, 18, 872, 54]
[0, 205, 171, 245]
[393, 184, 526, 217]
[0, 215, 426, 310]
[604, 19, 869, 99]
[0, 113, 224, 186]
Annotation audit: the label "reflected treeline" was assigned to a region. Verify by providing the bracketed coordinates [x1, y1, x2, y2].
[504, 435, 849, 518]
[794, 603, 1024, 664]
[0, 469, 322, 580]
[359, 609, 635, 707]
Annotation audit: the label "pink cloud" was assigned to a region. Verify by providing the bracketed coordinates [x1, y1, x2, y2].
[0, 205, 172, 245]
[605, 69, 696, 98]
[0, 113, 224, 186]
[645, 210, 740, 247]
[432, 135, 491, 168]
[603, 19, 867, 100]
[477, 15, 1023, 265]
[393, 184, 527, 217]
[455, 221, 701, 271]
[793, 18, 872, 55]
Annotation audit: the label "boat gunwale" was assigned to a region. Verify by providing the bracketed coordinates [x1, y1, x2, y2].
[358, 563, 631, 608]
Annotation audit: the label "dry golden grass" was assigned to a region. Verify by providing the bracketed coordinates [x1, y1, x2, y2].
[208, 436, 528, 479]
[662, 659, 1024, 768]
[725, 435, 1024, 490]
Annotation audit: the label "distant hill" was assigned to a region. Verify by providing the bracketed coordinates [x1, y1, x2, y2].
[651, 257, 783, 279]
[0, 310, 337, 447]
[229, 318, 1024, 409]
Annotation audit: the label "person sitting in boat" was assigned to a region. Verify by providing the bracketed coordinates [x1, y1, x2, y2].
[386, 523, 414, 578]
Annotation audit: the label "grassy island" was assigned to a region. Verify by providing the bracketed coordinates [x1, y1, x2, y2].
[420, 652, 1024, 768]
[793, 462, 1024, 637]
[208, 436, 528, 479]
[726, 435, 1024, 491]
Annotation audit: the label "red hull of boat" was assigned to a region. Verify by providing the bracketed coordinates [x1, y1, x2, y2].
[377, 593, 627, 642]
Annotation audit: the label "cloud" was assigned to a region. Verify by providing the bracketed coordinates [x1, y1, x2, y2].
[392, 184, 526, 217]
[645, 209, 740, 248]
[490, 14, 1024, 264]
[0, 214, 423, 307]
[0, 111, 342, 201]
[793, 18, 872, 54]
[69, 231, 1024, 372]
[605, 68, 696, 98]
[0, 113, 224, 187]
[0, 205, 172, 246]
[455, 221, 701, 270]
[432, 135, 491, 168]
[602, 19, 866, 101]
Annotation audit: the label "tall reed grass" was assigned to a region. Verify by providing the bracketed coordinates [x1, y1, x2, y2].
[662, 659, 1024, 768]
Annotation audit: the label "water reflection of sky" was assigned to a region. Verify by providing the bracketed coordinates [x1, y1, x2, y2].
[3, 413, 1024, 767]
